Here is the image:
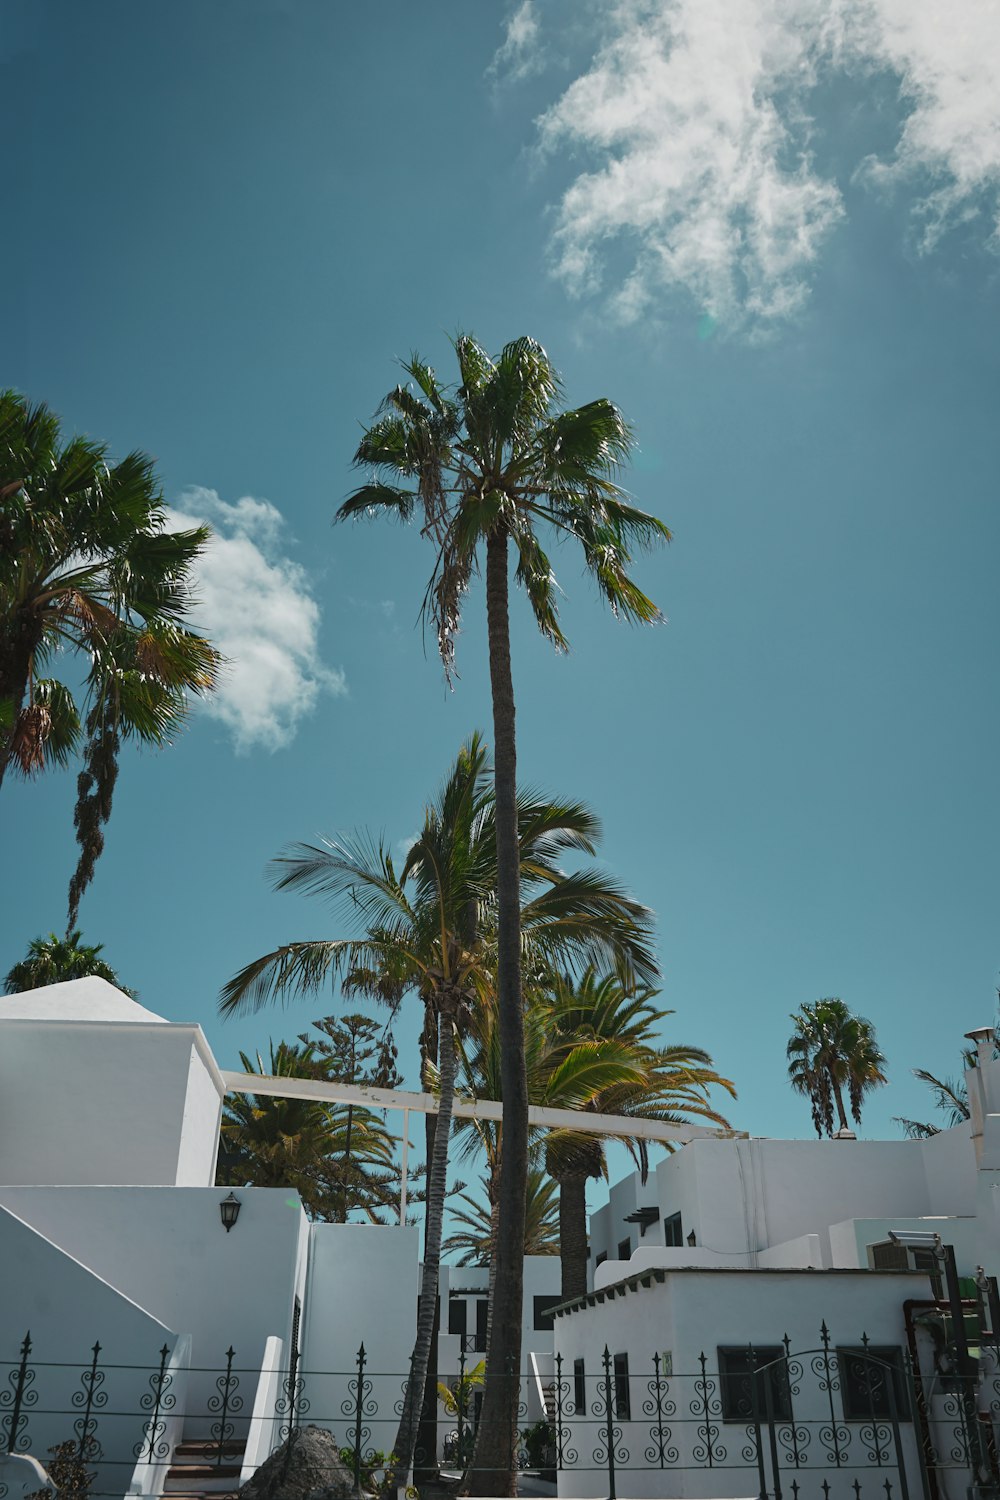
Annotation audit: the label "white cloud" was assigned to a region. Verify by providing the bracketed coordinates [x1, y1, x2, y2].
[490, 1, 545, 84]
[847, 0, 1000, 248]
[537, 0, 1000, 330]
[168, 486, 346, 754]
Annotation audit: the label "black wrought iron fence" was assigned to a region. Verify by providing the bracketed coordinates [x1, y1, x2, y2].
[2, 1322, 998, 1499]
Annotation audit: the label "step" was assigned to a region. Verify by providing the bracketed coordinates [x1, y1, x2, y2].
[161, 1488, 242, 1500]
[174, 1443, 244, 1461]
[162, 1493, 241, 1500]
[163, 1466, 242, 1494]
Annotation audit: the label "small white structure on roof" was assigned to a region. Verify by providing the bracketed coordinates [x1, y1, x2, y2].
[0, 976, 223, 1187]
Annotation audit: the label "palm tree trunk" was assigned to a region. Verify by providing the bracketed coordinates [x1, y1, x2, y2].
[0, 628, 35, 788]
[485, 1166, 501, 1329]
[467, 527, 527, 1498]
[558, 1174, 589, 1302]
[390, 1003, 457, 1487]
[831, 1074, 850, 1133]
[416, 1033, 441, 1485]
[340, 1103, 354, 1222]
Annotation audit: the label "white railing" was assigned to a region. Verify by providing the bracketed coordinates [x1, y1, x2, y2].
[239, 1335, 286, 1485]
[124, 1334, 190, 1500]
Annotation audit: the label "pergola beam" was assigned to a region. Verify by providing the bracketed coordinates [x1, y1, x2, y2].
[220, 1070, 735, 1143]
[220, 1071, 741, 1226]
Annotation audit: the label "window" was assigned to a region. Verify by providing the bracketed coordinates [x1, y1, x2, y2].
[595, 1251, 607, 1268]
[837, 1347, 910, 1421]
[533, 1295, 560, 1332]
[617, 1237, 631, 1261]
[474, 1298, 488, 1352]
[613, 1353, 631, 1420]
[664, 1212, 683, 1247]
[573, 1358, 586, 1415]
[717, 1347, 792, 1422]
[448, 1297, 467, 1336]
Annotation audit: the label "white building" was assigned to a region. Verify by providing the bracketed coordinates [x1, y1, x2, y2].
[551, 1032, 1000, 1499]
[5, 979, 999, 1500]
[0, 979, 556, 1499]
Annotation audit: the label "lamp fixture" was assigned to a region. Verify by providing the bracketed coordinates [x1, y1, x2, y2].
[686, 1229, 697, 1248]
[220, 1192, 242, 1233]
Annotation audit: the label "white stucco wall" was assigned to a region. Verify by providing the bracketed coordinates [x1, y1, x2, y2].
[301, 1223, 419, 1459]
[0, 1205, 180, 1500]
[0, 1022, 222, 1187]
[0, 1186, 308, 1426]
[919, 1122, 977, 1213]
[641, 1136, 955, 1270]
[589, 1173, 661, 1271]
[827, 1213, 986, 1276]
[174, 1040, 224, 1186]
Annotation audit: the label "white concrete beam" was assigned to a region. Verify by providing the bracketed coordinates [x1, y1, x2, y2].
[219, 1071, 738, 1145]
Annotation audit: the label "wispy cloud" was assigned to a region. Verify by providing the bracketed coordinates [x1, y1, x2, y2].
[847, 0, 1000, 249]
[489, 0, 545, 85]
[169, 487, 346, 754]
[537, 0, 1000, 331]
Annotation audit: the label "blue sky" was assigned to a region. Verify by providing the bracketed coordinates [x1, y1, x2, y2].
[3, 0, 999, 1193]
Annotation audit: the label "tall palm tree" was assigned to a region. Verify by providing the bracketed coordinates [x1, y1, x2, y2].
[787, 998, 888, 1139]
[219, 734, 655, 1486]
[338, 336, 669, 1496]
[219, 1041, 399, 1221]
[442, 1169, 560, 1266]
[539, 970, 735, 1300]
[3, 930, 134, 996]
[0, 390, 220, 922]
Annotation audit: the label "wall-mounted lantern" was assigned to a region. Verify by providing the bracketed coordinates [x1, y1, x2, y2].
[220, 1192, 242, 1233]
[686, 1229, 697, 1247]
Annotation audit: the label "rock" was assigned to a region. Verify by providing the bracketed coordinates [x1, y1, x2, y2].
[239, 1425, 357, 1500]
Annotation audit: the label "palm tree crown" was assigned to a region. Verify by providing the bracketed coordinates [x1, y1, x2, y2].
[540, 969, 735, 1298]
[338, 335, 671, 679]
[0, 390, 220, 924]
[442, 1169, 560, 1267]
[4, 930, 134, 996]
[219, 1041, 398, 1222]
[787, 997, 888, 1139]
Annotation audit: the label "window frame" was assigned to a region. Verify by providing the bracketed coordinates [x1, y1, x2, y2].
[573, 1358, 586, 1415]
[663, 1212, 683, 1247]
[448, 1296, 468, 1337]
[836, 1346, 911, 1422]
[717, 1346, 793, 1423]
[533, 1294, 560, 1332]
[613, 1352, 631, 1420]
